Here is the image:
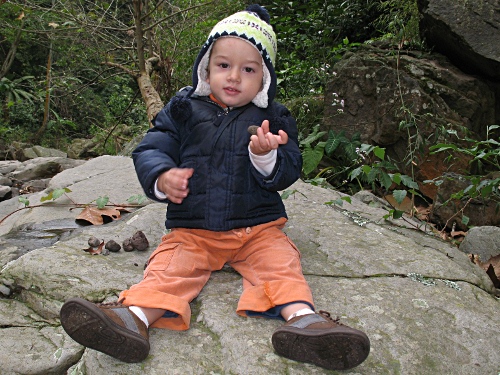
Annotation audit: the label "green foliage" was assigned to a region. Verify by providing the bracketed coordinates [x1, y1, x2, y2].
[127, 194, 148, 205]
[0, 76, 37, 105]
[373, 0, 422, 48]
[430, 125, 500, 175]
[267, 1, 363, 98]
[427, 125, 500, 203]
[40, 188, 72, 203]
[348, 144, 421, 219]
[300, 125, 363, 192]
[349, 144, 419, 193]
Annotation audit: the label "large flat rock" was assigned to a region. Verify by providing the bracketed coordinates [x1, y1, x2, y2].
[0, 156, 498, 374]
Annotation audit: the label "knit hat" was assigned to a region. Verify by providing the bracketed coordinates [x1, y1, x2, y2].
[191, 4, 277, 108]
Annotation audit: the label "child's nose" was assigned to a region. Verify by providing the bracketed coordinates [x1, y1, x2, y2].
[228, 68, 241, 82]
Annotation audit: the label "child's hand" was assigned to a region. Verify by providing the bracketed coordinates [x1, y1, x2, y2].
[249, 120, 288, 155]
[157, 168, 194, 204]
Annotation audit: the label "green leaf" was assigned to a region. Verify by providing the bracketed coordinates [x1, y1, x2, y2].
[480, 184, 493, 198]
[380, 171, 393, 190]
[96, 196, 109, 209]
[324, 130, 343, 155]
[366, 167, 379, 183]
[400, 175, 419, 189]
[349, 166, 363, 180]
[127, 194, 148, 204]
[392, 189, 407, 205]
[373, 146, 385, 160]
[299, 126, 327, 147]
[384, 209, 404, 220]
[361, 165, 372, 175]
[461, 215, 470, 226]
[392, 209, 404, 219]
[325, 196, 351, 207]
[302, 143, 325, 175]
[281, 189, 296, 200]
[40, 187, 71, 202]
[391, 173, 402, 185]
[341, 196, 352, 204]
[51, 188, 67, 200]
[19, 196, 30, 207]
[343, 142, 360, 161]
[429, 143, 458, 153]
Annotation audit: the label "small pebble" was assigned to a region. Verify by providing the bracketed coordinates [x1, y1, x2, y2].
[247, 125, 259, 135]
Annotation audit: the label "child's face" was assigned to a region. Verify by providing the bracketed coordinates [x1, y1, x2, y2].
[206, 37, 264, 108]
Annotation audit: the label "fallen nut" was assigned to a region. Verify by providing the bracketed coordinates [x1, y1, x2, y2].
[88, 236, 101, 248]
[105, 240, 121, 252]
[123, 238, 135, 252]
[131, 230, 149, 251]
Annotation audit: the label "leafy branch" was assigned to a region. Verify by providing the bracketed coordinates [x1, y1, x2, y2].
[0, 188, 148, 226]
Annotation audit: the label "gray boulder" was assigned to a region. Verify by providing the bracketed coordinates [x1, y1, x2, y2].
[0, 156, 498, 374]
[459, 226, 500, 262]
[417, 0, 500, 81]
[9, 157, 85, 183]
[324, 44, 495, 203]
[22, 145, 68, 159]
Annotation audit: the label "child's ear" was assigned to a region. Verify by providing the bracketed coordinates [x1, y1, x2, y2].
[205, 69, 210, 83]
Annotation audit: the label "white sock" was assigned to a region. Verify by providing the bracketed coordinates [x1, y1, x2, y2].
[287, 308, 315, 321]
[129, 306, 150, 327]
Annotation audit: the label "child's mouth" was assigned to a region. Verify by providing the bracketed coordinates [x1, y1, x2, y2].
[224, 87, 240, 94]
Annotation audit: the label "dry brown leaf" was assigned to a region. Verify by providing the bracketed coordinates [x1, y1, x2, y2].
[486, 254, 500, 279]
[83, 240, 105, 255]
[415, 205, 431, 221]
[76, 206, 121, 225]
[469, 253, 500, 288]
[450, 229, 467, 238]
[384, 195, 413, 213]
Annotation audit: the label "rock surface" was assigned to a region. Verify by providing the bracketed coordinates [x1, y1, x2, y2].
[0, 156, 499, 375]
[459, 226, 500, 262]
[324, 44, 495, 201]
[417, 0, 500, 81]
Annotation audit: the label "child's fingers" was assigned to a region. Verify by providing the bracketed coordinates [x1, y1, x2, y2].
[260, 119, 270, 133]
[277, 130, 289, 145]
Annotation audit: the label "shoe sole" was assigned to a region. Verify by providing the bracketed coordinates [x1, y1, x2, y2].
[272, 326, 370, 370]
[60, 298, 149, 363]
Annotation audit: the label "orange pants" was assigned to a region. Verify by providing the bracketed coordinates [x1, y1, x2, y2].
[119, 218, 314, 330]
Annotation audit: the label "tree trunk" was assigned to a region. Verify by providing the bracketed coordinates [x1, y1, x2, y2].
[33, 38, 53, 143]
[133, 0, 164, 124]
[0, 18, 24, 79]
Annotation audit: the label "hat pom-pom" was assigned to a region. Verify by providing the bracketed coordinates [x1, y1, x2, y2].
[246, 4, 271, 24]
[170, 95, 192, 122]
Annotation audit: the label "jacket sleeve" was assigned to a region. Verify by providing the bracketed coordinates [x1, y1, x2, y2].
[251, 103, 302, 191]
[132, 102, 181, 202]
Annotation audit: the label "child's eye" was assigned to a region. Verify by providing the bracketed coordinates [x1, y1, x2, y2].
[219, 63, 229, 68]
[244, 67, 255, 73]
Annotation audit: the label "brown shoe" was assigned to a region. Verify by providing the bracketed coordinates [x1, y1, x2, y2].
[272, 311, 370, 370]
[60, 297, 150, 363]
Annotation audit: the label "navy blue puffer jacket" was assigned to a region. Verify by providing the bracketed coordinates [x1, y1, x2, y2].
[132, 90, 302, 231]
